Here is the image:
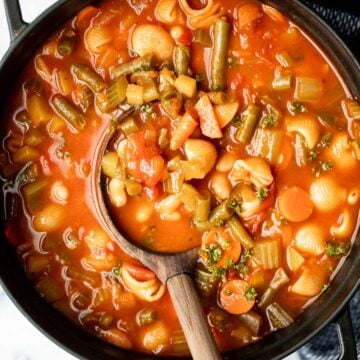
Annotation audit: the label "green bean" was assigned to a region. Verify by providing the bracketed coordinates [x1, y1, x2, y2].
[160, 89, 183, 118]
[194, 268, 219, 297]
[210, 18, 230, 91]
[194, 193, 211, 223]
[227, 216, 254, 249]
[52, 94, 86, 130]
[72, 63, 106, 92]
[112, 53, 157, 78]
[165, 171, 184, 194]
[76, 85, 94, 113]
[259, 268, 289, 309]
[174, 45, 191, 77]
[57, 30, 77, 56]
[238, 311, 262, 336]
[235, 104, 260, 144]
[266, 303, 294, 329]
[209, 200, 234, 227]
[136, 309, 157, 326]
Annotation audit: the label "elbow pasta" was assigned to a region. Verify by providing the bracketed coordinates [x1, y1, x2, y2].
[2, 0, 360, 355]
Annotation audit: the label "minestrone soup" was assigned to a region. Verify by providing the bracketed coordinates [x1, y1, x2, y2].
[1, 0, 360, 355]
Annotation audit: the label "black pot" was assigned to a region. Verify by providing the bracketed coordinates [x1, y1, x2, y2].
[0, 1, 359, 359]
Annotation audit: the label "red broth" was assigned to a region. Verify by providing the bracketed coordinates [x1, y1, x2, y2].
[1, 0, 360, 355]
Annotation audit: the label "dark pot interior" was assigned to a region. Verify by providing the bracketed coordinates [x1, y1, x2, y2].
[0, 0, 359, 359]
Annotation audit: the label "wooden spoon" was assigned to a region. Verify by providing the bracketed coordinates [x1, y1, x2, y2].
[90, 112, 222, 360]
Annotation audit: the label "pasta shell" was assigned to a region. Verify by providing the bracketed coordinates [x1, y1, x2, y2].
[310, 177, 346, 212]
[131, 24, 175, 61]
[229, 158, 273, 188]
[121, 265, 165, 302]
[291, 265, 328, 297]
[286, 246, 305, 272]
[294, 223, 326, 256]
[231, 184, 260, 219]
[85, 27, 112, 54]
[155, 0, 185, 25]
[330, 210, 354, 238]
[182, 139, 217, 180]
[327, 132, 357, 170]
[215, 102, 240, 128]
[286, 115, 320, 149]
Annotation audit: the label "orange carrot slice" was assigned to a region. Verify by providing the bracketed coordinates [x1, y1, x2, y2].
[278, 186, 314, 222]
[220, 279, 256, 315]
[170, 112, 198, 151]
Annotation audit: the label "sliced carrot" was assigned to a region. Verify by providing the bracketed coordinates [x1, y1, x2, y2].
[195, 95, 222, 139]
[75, 6, 99, 30]
[278, 186, 314, 222]
[170, 113, 198, 151]
[237, 3, 263, 29]
[123, 262, 156, 282]
[220, 279, 256, 315]
[201, 228, 241, 268]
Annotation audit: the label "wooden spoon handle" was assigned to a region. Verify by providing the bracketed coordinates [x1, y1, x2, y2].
[167, 273, 222, 360]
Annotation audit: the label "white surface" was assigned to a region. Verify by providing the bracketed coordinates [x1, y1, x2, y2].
[0, 1, 301, 359]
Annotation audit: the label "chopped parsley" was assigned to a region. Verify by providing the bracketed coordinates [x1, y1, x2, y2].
[245, 286, 257, 301]
[261, 113, 276, 129]
[256, 187, 270, 201]
[318, 133, 332, 149]
[231, 115, 242, 127]
[112, 265, 122, 277]
[229, 198, 243, 215]
[308, 150, 318, 162]
[225, 289, 233, 296]
[140, 104, 155, 115]
[312, 160, 334, 177]
[326, 243, 349, 257]
[195, 73, 205, 83]
[288, 101, 307, 115]
[204, 243, 223, 267]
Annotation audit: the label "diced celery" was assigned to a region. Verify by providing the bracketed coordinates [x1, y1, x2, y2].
[275, 51, 293, 67]
[250, 128, 283, 164]
[294, 77, 322, 102]
[344, 100, 360, 119]
[253, 238, 281, 269]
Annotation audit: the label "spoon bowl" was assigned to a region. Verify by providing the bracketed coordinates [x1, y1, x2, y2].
[90, 111, 221, 360]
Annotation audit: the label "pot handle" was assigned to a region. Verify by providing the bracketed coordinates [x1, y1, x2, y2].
[334, 306, 358, 360]
[4, 0, 28, 41]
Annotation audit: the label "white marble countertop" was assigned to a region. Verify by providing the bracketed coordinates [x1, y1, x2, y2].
[0, 1, 300, 359]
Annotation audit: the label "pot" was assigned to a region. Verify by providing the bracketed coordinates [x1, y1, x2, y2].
[0, 1, 359, 359]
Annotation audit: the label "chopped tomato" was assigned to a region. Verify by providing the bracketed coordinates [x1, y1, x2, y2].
[126, 131, 166, 187]
[177, 30, 192, 46]
[123, 262, 155, 282]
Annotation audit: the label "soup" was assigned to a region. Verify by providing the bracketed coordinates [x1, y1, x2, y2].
[1, 0, 360, 355]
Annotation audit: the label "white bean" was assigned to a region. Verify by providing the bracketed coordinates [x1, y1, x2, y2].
[109, 179, 127, 207]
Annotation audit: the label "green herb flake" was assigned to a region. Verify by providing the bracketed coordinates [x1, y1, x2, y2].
[112, 266, 122, 277]
[326, 243, 349, 257]
[308, 150, 318, 162]
[288, 101, 307, 115]
[317, 133, 332, 149]
[261, 113, 276, 129]
[195, 73, 205, 83]
[140, 104, 155, 115]
[256, 187, 270, 202]
[245, 286, 257, 301]
[205, 243, 223, 266]
[231, 115, 242, 127]
[225, 289, 233, 296]
[223, 240, 231, 250]
[229, 198, 243, 215]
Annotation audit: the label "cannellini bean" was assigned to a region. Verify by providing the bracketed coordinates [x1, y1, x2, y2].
[163, 211, 181, 222]
[210, 172, 232, 200]
[116, 139, 128, 160]
[51, 181, 69, 203]
[156, 195, 181, 219]
[216, 152, 238, 172]
[109, 178, 127, 207]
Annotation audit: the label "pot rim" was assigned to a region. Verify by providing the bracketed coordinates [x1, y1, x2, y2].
[0, 1, 359, 359]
